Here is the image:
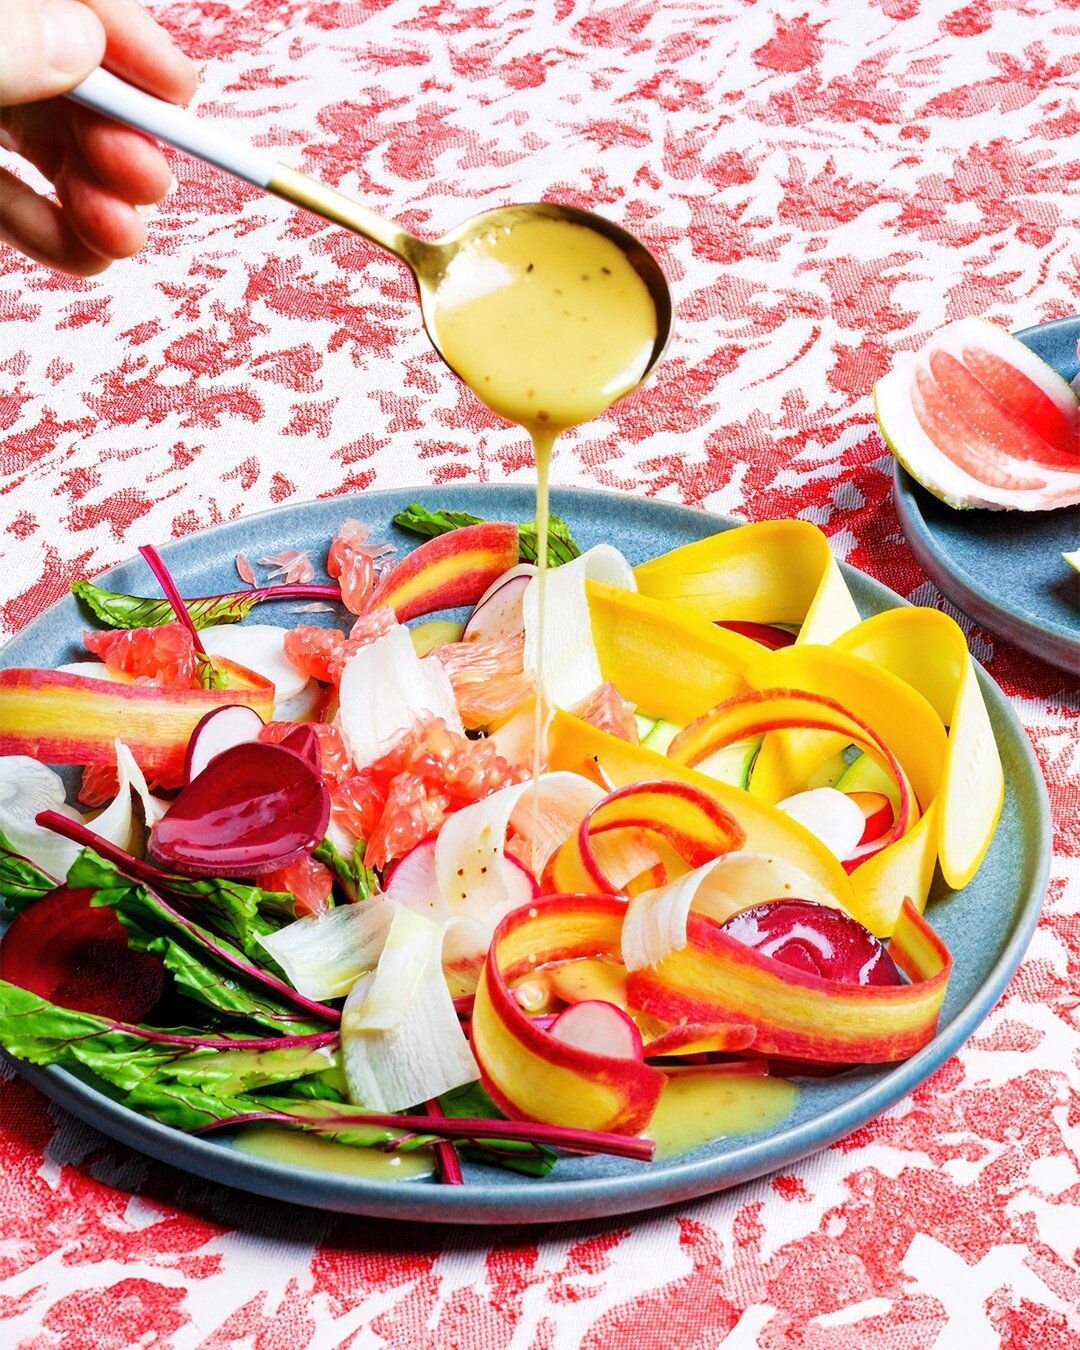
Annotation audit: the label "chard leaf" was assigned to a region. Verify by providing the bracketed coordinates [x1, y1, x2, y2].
[439, 1081, 556, 1177]
[68, 850, 327, 1035]
[162, 873, 292, 966]
[313, 837, 377, 903]
[72, 578, 260, 630]
[393, 504, 581, 568]
[0, 831, 56, 912]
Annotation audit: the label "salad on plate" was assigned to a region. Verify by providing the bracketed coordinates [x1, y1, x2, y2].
[0, 506, 1004, 1184]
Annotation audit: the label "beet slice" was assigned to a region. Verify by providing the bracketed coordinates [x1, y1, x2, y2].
[719, 898, 902, 987]
[0, 885, 166, 1021]
[279, 723, 321, 771]
[149, 741, 330, 878]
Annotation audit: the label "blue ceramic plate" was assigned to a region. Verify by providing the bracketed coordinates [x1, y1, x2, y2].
[893, 315, 1080, 673]
[0, 486, 1051, 1224]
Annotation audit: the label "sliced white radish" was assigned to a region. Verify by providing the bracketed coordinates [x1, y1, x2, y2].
[257, 897, 396, 1000]
[341, 906, 478, 1112]
[54, 661, 130, 683]
[383, 837, 449, 921]
[475, 562, 537, 608]
[777, 788, 866, 862]
[184, 705, 265, 783]
[848, 791, 894, 845]
[92, 740, 167, 854]
[549, 1000, 644, 1061]
[273, 678, 321, 724]
[0, 756, 82, 879]
[199, 624, 309, 701]
[463, 573, 532, 643]
[434, 772, 602, 920]
[523, 544, 636, 708]
[337, 625, 463, 772]
[621, 850, 841, 971]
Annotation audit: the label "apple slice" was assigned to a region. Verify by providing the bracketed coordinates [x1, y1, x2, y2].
[367, 523, 518, 622]
[549, 1000, 644, 1060]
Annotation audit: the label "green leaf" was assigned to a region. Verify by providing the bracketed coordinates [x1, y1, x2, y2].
[196, 650, 227, 691]
[68, 850, 325, 1035]
[0, 831, 56, 912]
[313, 837, 376, 903]
[72, 579, 260, 631]
[439, 1081, 557, 1177]
[393, 503, 582, 568]
[163, 873, 292, 965]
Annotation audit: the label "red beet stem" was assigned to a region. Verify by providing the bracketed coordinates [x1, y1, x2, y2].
[36, 810, 341, 1026]
[424, 1097, 465, 1185]
[194, 1110, 656, 1162]
[120, 1026, 340, 1051]
[139, 545, 208, 657]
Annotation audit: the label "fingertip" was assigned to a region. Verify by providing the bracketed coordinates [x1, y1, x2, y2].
[55, 156, 149, 259]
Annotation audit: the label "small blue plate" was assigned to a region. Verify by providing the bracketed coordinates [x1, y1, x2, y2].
[0, 486, 1051, 1224]
[893, 315, 1080, 673]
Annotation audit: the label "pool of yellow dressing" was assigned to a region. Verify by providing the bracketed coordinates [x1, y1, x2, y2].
[646, 1071, 799, 1159]
[234, 1127, 435, 1180]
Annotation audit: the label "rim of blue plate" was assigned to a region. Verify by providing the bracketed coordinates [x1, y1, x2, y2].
[1, 486, 1052, 1225]
[892, 314, 1080, 673]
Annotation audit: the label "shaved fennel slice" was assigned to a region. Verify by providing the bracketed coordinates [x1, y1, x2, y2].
[199, 624, 309, 701]
[337, 624, 463, 771]
[0, 756, 82, 879]
[622, 851, 841, 971]
[258, 897, 396, 1000]
[91, 740, 167, 855]
[434, 772, 603, 918]
[523, 544, 636, 708]
[342, 906, 478, 1112]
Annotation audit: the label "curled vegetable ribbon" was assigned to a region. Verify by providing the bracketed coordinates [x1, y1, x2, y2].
[470, 894, 666, 1136]
[545, 781, 746, 895]
[0, 662, 273, 783]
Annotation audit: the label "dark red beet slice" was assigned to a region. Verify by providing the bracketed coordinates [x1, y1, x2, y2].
[149, 741, 330, 878]
[719, 898, 902, 987]
[279, 723, 321, 771]
[0, 886, 166, 1021]
[716, 620, 796, 649]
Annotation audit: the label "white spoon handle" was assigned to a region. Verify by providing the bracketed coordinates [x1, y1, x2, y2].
[66, 68, 277, 189]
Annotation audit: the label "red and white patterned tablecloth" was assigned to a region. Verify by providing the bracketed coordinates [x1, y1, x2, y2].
[2, 2, 1078, 1345]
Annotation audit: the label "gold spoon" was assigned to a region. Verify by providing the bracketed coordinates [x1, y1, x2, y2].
[67, 70, 671, 404]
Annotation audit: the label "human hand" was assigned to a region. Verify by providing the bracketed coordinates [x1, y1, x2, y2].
[1, 0, 196, 275]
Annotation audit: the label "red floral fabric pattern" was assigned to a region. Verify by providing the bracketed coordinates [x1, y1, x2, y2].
[1, 1, 1078, 1344]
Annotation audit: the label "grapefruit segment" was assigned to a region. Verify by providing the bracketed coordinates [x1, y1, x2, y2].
[875, 318, 1079, 511]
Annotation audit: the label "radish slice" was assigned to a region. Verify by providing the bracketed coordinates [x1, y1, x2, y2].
[0, 756, 83, 879]
[463, 573, 532, 643]
[184, 705, 265, 783]
[434, 772, 602, 920]
[92, 740, 168, 854]
[54, 661, 129, 683]
[848, 790, 894, 845]
[274, 679, 321, 723]
[257, 897, 396, 1000]
[475, 562, 537, 609]
[341, 906, 478, 1113]
[149, 742, 330, 877]
[383, 838, 446, 919]
[0, 884, 166, 1021]
[523, 545, 636, 708]
[549, 1000, 644, 1061]
[622, 850, 842, 971]
[199, 624, 309, 701]
[337, 624, 463, 771]
[777, 788, 866, 862]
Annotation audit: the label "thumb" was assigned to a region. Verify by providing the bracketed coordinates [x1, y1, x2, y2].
[1, 0, 106, 106]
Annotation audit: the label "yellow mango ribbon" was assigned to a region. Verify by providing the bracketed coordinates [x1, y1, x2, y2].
[546, 781, 746, 894]
[546, 709, 856, 909]
[0, 660, 273, 784]
[585, 580, 758, 724]
[633, 518, 861, 646]
[626, 898, 951, 1064]
[831, 608, 1004, 889]
[737, 645, 949, 935]
[471, 894, 666, 1135]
